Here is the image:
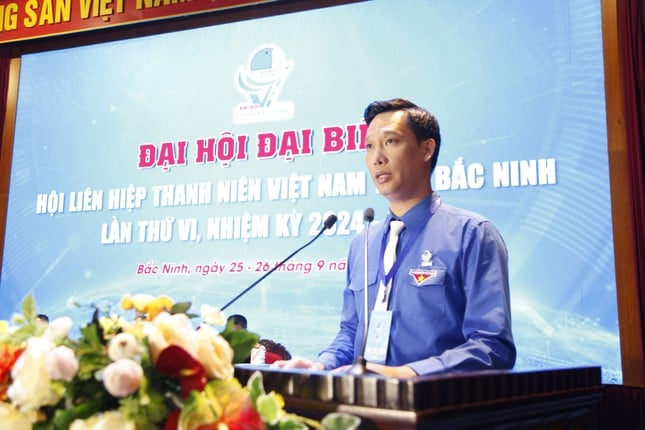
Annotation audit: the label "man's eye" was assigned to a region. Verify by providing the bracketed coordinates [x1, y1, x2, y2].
[385, 139, 394, 145]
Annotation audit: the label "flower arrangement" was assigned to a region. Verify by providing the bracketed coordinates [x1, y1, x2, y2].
[0, 294, 359, 430]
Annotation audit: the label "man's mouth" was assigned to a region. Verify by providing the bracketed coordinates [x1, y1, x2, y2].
[374, 172, 391, 184]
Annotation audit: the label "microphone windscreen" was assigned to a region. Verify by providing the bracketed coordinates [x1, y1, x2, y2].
[324, 214, 338, 229]
[363, 207, 375, 222]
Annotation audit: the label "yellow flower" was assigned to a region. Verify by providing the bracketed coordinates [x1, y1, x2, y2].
[120, 293, 153, 312]
[69, 410, 135, 430]
[0, 401, 33, 430]
[147, 312, 197, 363]
[99, 314, 130, 339]
[195, 325, 234, 380]
[120, 294, 174, 320]
[147, 295, 174, 320]
[145, 311, 234, 381]
[180, 378, 252, 430]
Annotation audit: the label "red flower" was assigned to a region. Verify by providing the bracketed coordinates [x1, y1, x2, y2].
[156, 345, 208, 398]
[193, 402, 264, 430]
[221, 402, 264, 430]
[162, 409, 180, 430]
[0, 344, 23, 401]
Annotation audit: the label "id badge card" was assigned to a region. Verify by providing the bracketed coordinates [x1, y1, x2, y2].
[363, 310, 393, 364]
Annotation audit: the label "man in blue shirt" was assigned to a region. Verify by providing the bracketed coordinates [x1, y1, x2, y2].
[274, 98, 516, 377]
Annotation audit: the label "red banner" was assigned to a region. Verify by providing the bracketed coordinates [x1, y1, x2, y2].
[0, 0, 273, 44]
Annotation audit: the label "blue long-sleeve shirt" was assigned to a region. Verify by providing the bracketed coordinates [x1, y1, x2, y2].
[317, 193, 516, 375]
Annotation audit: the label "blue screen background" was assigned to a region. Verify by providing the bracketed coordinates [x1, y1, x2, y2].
[1, 0, 619, 382]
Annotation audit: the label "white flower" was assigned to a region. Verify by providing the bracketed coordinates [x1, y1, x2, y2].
[107, 332, 139, 361]
[47, 345, 79, 381]
[7, 337, 61, 412]
[102, 358, 143, 397]
[44, 316, 73, 342]
[201, 304, 225, 326]
[142, 321, 167, 363]
[69, 411, 135, 430]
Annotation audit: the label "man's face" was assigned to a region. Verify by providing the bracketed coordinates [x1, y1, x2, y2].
[364, 110, 435, 210]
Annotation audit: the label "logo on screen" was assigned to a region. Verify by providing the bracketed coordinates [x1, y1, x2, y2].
[233, 44, 294, 124]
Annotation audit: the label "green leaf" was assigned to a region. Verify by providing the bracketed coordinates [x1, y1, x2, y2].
[271, 417, 308, 430]
[170, 301, 192, 315]
[5, 323, 38, 345]
[247, 371, 265, 404]
[121, 388, 170, 430]
[21, 294, 37, 322]
[257, 392, 282, 425]
[221, 326, 260, 363]
[50, 396, 104, 429]
[74, 323, 111, 380]
[321, 412, 361, 430]
[179, 389, 217, 430]
[79, 322, 102, 345]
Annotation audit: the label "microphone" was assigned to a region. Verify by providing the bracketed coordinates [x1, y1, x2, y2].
[221, 213, 338, 311]
[346, 208, 375, 375]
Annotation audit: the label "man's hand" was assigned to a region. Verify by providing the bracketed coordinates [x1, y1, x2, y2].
[365, 363, 417, 378]
[271, 358, 417, 378]
[271, 356, 325, 371]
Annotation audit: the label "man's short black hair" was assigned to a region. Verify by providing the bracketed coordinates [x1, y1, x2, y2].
[364, 98, 441, 174]
[227, 314, 247, 329]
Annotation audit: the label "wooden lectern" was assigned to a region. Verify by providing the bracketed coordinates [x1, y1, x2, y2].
[235, 365, 602, 429]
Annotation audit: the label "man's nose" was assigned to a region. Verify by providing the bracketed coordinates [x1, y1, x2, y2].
[368, 148, 385, 165]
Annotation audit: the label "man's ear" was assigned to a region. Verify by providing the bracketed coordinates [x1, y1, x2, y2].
[422, 138, 436, 163]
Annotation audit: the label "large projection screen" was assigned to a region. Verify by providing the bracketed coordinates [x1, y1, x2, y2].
[0, 0, 620, 383]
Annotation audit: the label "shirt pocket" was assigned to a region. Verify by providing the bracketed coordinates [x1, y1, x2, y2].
[404, 267, 447, 321]
[348, 267, 379, 293]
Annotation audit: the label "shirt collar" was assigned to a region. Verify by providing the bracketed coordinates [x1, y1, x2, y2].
[385, 193, 441, 232]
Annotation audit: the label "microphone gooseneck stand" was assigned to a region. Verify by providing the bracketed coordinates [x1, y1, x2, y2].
[346, 208, 375, 375]
[221, 214, 338, 312]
